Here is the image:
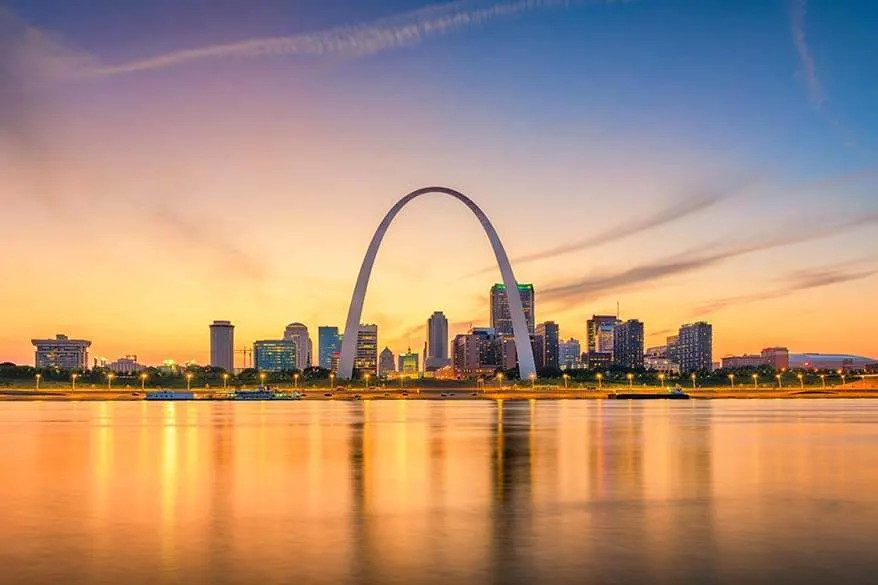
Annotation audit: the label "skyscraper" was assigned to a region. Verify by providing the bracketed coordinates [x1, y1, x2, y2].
[490, 283, 535, 336]
[318, 326, 341, 370]
[677, 322, 713, 372]
[355, 324, 379, 375]
[426, 311, 451, 370]
[283, 323, 312, 370]
[32, 334, 91, 369]
[209, 320, 234, 371]
[535, 321, 560, 370]
[586, 315, 620, 355]
[613, 320, 644, 369]
[559, 338, 581, 370]
[253, 340, 297, 372]
[379, 347, 395, 375]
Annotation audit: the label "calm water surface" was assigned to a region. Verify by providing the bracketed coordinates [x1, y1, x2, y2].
[1, 399, 877, 585]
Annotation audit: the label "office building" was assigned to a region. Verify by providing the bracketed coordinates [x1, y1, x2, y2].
[586, 315, 620, 355]
[426, 311, 452, 370]
[32, 334, 91, 369]
[586, 352, 612, 370]
[559, 338, 581, 370]
[490, 283, 535, 336]
[209, 321, 235, 371]
[254, 340, 297, 372]
[379, 347, 395, 375]
[318, 326, 341, 370]
[677, 322, 713, 372]
[721, 354, 766, 369]
[398, 348, 419, 376]
[452, 327, 515, 378]
[532, 335, 546, 371]
[283, 323, 312, 370]
[613, 320, 644, 369]
[536, 321, 560, 370]
[328, 352, 341, 373]
[355, 324, 379, 375]
[761, 347, 790, 371]
[666, 335, 680, 364]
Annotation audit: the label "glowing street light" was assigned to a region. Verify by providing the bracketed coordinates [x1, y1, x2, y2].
[691, 373, 697, 389]
[838, 369, 847, 386]
[658, 373, 665, 389]
[563, 373, 570, 389]
[776, 373, 783, 388]
[71, 373, 78, 390]
[294, 372, 300, 389]
[596, 373, 603, 390]
[140, 372, 148, 391]
[364, 373, 371, 388]
[259, 372, 266, 388]
[496, 372, 504, 388]
[627, 373, 634, 389]
[819, 374, 826, 389]
[752, 373, 759, 389]
[187, 372, 194, 391]
[529, 372, 536, 389]
[35, 373, 41, 391]
[797, 373, 804, 389]
[329, 372, 335, 388]
[107, 372, 115, 391]
[223, 373, 229, 390]
[728, 373, 735, 388]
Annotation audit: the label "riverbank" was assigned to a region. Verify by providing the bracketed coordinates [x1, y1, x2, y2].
[2, 386, 878, 401]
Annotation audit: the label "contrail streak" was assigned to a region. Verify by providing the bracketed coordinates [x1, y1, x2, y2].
[83, 0, 601, 78]
[789, 0, 823, 108]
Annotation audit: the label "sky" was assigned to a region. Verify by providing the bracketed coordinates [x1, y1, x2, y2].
[1, 0, 877, 366]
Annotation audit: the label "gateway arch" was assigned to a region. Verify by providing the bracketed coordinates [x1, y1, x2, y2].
[338, 186, 537, 381]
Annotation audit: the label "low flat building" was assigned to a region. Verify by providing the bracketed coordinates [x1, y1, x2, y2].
[644, 356, 681, 375]
[109, 355, 144, 374]
[586, 352, 612, 370]
[721, 354, 766, 369]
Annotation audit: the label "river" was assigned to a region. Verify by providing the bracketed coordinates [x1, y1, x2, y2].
[1, 399, 876, 584]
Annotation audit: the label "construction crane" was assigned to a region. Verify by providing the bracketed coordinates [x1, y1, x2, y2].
[234, 347, 252, 370]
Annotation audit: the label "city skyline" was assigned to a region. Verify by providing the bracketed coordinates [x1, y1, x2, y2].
[3, 1, 878, 365]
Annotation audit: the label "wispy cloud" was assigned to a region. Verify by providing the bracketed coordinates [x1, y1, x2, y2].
[470, 179, 746, 276]
[81, 0, 601, 78]
[692, 264, 878, 316]
[151, 204, 269, 282]
[788, 0, 858, 149]
[540, 212, 878, 303]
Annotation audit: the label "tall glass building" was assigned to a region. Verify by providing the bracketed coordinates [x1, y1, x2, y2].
[253, 340, 297, 372]
[355, 324, 378, 375]
[490, 283, 535, 336]
[318, 326, 341, 370]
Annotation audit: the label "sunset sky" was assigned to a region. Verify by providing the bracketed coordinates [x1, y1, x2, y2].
[2, 0, 877, 366]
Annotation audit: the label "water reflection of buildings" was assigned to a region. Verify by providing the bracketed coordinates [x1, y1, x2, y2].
[490, 399, 536, 585]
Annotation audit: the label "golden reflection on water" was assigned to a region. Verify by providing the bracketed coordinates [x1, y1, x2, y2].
[0, 400, 877, 585]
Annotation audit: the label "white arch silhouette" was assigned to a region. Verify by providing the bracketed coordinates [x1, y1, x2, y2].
[337, 187, 536, 381]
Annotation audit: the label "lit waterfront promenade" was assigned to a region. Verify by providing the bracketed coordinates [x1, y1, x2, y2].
[2, 381, 878, 401]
